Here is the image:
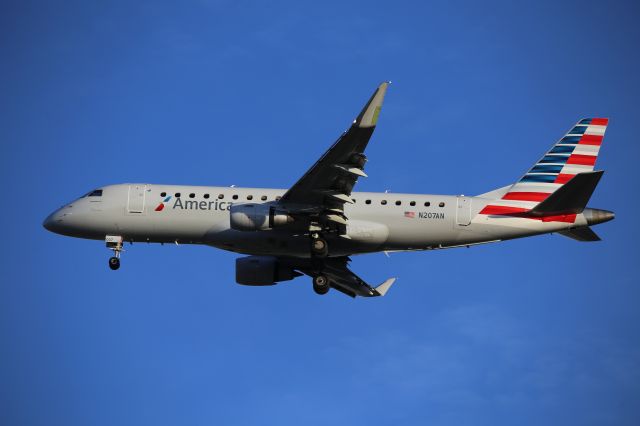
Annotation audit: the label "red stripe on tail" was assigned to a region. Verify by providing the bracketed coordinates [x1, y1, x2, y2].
[566, 154, 597, 166]
[580, 134, 603, 146]
[502, 192, 551, 202]
[590, 118, 608, 126]
[479, 205, 529, 215]
[479, 205, 577, 223]
[541, 214, 577, 223]
[555, 174, 575, 184]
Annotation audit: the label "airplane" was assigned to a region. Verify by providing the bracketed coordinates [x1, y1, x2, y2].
[43, 82, 614, 298]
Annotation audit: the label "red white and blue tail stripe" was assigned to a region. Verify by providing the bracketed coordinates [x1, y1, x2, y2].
[480, 118, 608, 219]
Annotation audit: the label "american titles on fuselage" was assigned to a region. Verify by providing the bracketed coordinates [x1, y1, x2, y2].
[172, 197, 232, 211]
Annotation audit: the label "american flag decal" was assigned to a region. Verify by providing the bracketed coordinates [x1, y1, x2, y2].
[404, 211, 415, 218]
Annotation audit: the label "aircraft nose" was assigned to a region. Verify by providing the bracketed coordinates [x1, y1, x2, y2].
[43, 208, 68, 234]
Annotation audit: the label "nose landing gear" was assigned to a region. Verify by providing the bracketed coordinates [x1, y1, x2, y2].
[105, 235, 124, 271]
[109, 256, 120, 270]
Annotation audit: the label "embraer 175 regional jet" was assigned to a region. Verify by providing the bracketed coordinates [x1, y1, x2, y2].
[44, 83, 614, 298]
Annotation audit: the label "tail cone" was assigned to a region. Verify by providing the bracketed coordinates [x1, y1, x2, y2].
[583, 208, 615, 226]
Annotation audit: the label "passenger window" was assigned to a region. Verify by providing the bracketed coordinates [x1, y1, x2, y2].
[189, 193, 195, 198]
[261, 195, 267, 201]
[365, 199, 371, 205]
[395, 200, 401, 206]
[410, 201, 416, 206]
[424, 201, 430, 207]
[160, 192, 166, 197]
[439, 202, 445, 207]
[218, 194, 224, 199]
[204, 194, 210, 199]
[247, 195, 253, 200]
[232, 194, 238, 200]
[175, 193, 181, 198]
[381, 200, 387, 205]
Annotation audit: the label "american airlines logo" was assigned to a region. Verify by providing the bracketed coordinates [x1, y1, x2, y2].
[154, 195, 172, 211]
[155, 196, 232, 212]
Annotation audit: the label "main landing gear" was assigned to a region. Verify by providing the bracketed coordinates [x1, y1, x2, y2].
[313, 274, 331, 295]
[105, 235, 124, 270]
[310, 232, 329, 257]
[309, 226, 330, 294]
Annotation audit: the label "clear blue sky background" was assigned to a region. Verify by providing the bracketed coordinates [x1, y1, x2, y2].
[1, 1, 639, 425]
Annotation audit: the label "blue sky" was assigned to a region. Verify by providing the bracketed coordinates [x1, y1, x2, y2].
[1, 0, 639, 425]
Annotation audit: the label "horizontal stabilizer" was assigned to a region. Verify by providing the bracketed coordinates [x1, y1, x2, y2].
[530, 170, 603, 216]
[558, 226, 601, 242]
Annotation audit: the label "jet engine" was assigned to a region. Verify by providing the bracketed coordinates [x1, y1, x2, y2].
[235, 256, 301, 286]
[230, 203, 294, 231]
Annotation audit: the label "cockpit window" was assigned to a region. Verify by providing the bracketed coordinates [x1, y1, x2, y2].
[85, 189, 103, 197]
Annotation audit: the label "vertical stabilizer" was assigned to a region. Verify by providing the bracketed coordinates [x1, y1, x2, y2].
[479, 118, 608, 216]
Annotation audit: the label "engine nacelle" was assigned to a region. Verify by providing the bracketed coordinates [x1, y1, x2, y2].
[235, 256, 299, 286]
[230, 203, 293, 231]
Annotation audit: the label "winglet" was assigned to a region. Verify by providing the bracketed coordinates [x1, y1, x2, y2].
[373, 277, 396, 296]
[355, 82, 390, 128]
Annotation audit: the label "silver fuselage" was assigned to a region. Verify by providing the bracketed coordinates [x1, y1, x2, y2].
[43, 183, 608, 257]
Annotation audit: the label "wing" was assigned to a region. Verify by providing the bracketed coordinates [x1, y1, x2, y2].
[279, 82, 390, 218]
[293, 257, 396, 298]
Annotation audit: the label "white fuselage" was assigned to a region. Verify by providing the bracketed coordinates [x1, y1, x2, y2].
[43, 183, 593, 258]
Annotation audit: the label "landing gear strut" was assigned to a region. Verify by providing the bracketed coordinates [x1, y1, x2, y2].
[310, 232, 329, 257]
[313, 274, 331, 295]
[106, 235, 124, 271]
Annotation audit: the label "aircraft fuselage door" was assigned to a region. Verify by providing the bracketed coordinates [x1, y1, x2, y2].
[456, 196, 472, 226]
[127, 184, 147, 213]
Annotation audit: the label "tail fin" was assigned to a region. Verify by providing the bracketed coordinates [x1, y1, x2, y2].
[530, 170, 603, 216]
[479, 118, 608, 216]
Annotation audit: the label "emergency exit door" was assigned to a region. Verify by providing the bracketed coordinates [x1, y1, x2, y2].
[456, 196, 472, 226]
[127, 184, 147, 213]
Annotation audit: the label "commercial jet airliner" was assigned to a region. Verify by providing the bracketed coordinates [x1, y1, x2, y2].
[43, 83, 614, 297]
